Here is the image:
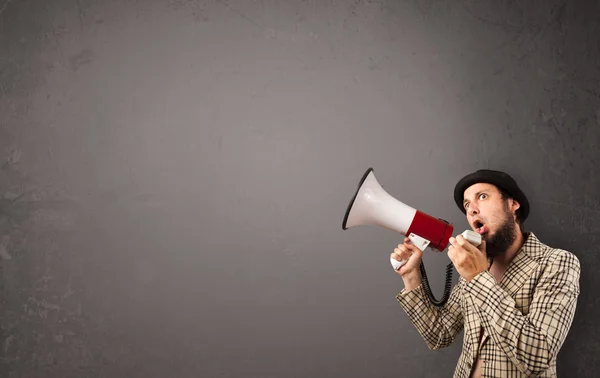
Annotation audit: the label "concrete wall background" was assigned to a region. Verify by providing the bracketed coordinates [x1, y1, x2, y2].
[1, 0, 598, 377]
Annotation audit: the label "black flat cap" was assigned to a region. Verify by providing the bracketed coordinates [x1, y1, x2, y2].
[453, 169, 530, 222]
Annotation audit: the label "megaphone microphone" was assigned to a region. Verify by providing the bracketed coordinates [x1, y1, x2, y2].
[342, 168, 481, 307]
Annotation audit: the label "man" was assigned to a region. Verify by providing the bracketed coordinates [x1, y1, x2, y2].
[392, 169, 580, 378]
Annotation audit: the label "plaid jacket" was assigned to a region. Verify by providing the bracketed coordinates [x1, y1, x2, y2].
[396, 232, 580, 377]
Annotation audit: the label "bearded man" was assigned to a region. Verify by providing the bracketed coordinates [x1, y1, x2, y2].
[392, 169, 580, 378]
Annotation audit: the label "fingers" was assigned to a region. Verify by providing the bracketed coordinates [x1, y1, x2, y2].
[448, 235, 485, 265]
[447, 240, 455, 261]
[450, 235, 477, 252]
[400, 241, 422, 254]
[447, 237, 462, 263]
[391, 243, 410, 260]
[448, 237, 457, 254]
[448, 237, 457, 247]
[391, 242, 422, 262]
[391, 245, 410, 262]
[455, 235, 468, 247]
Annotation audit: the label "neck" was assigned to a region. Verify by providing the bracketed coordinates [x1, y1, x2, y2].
[492, 230, 526, 267]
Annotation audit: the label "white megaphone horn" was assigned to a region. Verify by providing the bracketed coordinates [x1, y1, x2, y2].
[342, 168, 481, 271]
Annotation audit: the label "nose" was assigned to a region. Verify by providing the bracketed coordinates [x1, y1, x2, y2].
[468, 203, 479, 216]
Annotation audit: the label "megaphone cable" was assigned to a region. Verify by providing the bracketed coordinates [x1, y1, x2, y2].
[418, 260, 454, 307]
[418, 253, 492, 307]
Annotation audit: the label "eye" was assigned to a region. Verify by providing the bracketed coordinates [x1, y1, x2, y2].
[464, 202, 469, 209]
[479, 193, 487, 200]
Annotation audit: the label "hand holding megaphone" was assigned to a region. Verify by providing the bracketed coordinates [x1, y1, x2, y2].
[390, 229, 481, 271]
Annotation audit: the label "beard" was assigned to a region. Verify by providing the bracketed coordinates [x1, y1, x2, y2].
[483, 204, 518, 259]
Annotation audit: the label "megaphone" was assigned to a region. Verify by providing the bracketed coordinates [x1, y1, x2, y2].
[342, 168, 481, 307]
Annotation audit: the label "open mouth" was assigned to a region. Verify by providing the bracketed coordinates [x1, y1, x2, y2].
[473, 220, 486, 234]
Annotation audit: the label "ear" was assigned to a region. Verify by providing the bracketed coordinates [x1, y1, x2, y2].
[508, 198, 521, 218]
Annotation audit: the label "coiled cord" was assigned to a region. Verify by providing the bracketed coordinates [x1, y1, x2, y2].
[419, 260, 454, 307]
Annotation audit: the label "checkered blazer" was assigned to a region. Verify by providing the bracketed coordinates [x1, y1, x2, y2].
[396, 232, 580, 378]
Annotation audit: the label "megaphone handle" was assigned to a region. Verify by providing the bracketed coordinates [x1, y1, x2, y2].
[391, 233, 431, 271]
[390, 257, 406, 270]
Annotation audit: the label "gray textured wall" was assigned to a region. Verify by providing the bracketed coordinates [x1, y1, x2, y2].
[1, 0, 598, 377]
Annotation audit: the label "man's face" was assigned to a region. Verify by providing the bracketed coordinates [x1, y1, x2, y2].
[462, 183, 520, 258]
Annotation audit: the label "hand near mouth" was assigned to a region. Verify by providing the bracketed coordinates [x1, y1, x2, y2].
[448, 234, 489, 282]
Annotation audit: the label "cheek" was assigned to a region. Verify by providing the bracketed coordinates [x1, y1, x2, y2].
[486, 213, 509, 231]
[483, 204, 504, 221]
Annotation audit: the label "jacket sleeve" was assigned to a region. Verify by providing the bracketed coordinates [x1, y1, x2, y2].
[395, 280, 464, 350]
[465, 249, 580, 376]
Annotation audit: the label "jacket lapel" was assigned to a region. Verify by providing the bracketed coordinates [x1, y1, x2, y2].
[498, 233, 541, 297]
